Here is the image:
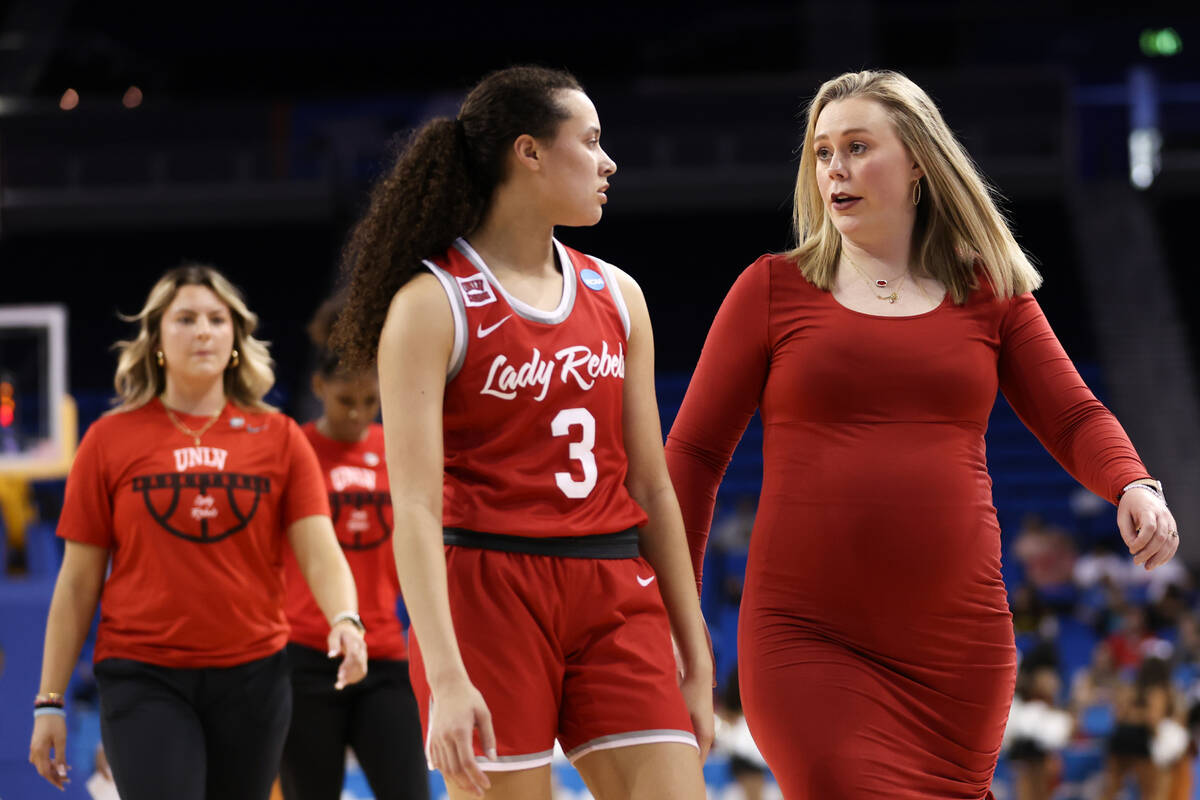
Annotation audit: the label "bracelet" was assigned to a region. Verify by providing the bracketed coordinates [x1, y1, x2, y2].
[1121, 480, 1166, 504]
[34, 707, 66, 719]
[331, 611, 366, 634]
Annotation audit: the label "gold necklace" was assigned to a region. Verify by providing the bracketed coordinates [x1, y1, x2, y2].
[842, 249, 908, 304]
[163, 403, 224, 446]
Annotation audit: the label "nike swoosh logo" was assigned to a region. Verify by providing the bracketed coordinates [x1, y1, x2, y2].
[636, 575, 656, 587]
[476, 315, 512, 339]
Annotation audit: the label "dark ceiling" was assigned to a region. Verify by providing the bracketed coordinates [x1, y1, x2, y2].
[6, 0, 1198, 101]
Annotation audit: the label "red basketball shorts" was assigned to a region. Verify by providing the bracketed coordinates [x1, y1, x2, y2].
[408, 546, 697, 772]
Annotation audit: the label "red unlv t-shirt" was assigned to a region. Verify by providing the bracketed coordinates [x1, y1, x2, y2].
[57, 398, 329, 668]
[283, 422, 406, 660]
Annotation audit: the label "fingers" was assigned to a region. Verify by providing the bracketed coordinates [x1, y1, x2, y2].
[1142, 511, 1180, 571]
[328, 629, 368, 689]
[693, 713, 714, 762]
[455, 727, 491, 797]
[1116, 503, 1138, 549]
[1127, 510, 1159, 561]
[477, 705, 498, 762]
[1130, 508, 1179, 570]
[29, 736, 68, 789]
[429, 732, 490, 797]
[426, 690, 494, 798]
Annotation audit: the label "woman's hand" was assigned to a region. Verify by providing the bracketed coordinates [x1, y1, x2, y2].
[427, 674, 496, 797]
[327, 622, 368, 689]
[679, 658, 715, 762]
[1117, 489, 1178, 570]
[29, 713, 70, 789]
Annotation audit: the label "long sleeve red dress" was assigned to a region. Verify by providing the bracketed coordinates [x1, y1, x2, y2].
[664, 253, 1149, 798]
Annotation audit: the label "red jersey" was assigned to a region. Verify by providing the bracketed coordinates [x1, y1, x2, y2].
[424, 237, 647, 537]
[57, 399, 329, 668]
[283, 422, 406, 660]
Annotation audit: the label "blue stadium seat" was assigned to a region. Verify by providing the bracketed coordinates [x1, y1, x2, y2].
[1056, 615, 1100, 683]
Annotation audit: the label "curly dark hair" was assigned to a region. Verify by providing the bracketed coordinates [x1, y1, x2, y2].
[330, 65, 584, 367]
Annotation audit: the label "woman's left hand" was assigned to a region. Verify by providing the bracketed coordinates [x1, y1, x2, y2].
[679, 663, 715, 762]
[327, 622, 368, 689]
[1117, 489, 1179, 571]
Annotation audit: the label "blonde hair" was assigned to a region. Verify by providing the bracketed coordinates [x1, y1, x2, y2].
[790, 70, 1041, 302]
[110, 264, 276, 413]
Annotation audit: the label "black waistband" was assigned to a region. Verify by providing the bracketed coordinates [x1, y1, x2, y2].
[442, 527, 640, 559]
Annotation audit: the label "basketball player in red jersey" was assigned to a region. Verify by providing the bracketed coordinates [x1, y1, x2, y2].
[29, 266, 367, 800]
[330, 67, 713, 799]
[280, 301, 427, 800]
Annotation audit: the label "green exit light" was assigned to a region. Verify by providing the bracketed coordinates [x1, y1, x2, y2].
[1140, 28, 1182, 57]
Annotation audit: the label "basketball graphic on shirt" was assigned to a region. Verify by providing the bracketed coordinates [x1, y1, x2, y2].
[132, 471, 271, 543]
[328, 489, 391, 550]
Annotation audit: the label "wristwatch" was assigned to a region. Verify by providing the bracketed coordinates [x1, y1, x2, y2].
[1119, 478, 1166, 504]
[332, 611, 366, 635]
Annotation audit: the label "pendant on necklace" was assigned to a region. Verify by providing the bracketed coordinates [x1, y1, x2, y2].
[882, 292, 898, 303]
[875, 279, 888, 288]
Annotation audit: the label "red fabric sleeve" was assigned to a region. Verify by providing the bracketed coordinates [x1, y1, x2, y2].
[56, 422, 115, 547]
[998, 292, 1149, 504]
[664, 256, 772, 592]
[281, 417, 332, 526]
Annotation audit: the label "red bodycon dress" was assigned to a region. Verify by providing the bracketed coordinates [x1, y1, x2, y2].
[664, 254, 1148, 798]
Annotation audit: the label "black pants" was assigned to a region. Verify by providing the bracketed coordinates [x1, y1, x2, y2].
[94, 649, 291, 800]
[280, 643, 429, 800]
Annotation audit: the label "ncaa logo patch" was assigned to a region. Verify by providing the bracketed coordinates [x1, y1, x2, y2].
[457, 273, 497, 307]
[581, 269, 605, 291]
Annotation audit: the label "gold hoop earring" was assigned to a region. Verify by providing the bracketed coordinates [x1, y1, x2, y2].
[229, 349, 240, 369]
[156, 350, 165, 367]
[912, 179, 921, 206]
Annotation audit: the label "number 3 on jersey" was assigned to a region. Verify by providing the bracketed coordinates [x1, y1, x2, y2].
[551, 408, 597, 499]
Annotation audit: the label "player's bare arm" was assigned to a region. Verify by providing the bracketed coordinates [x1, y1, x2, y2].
[379, 274, 495, 797]
[614, 267, 715, 760]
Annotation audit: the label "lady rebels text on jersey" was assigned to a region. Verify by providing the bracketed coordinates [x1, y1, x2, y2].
[424, 238, 647, 538]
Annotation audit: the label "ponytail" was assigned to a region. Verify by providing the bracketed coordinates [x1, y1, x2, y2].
[331, 120, 484, 368]
[331, 65, 583, 368]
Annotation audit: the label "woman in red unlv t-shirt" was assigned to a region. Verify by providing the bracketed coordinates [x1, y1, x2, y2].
[29, 265, 368, 800]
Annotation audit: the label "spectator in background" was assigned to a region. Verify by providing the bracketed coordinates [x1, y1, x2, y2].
[1004, 648, 1073, 800]
[1011, 584, 1050, 639]
[1013, 513, 1077, 597]
[713, 668, 769, 800]
[28, 265, 367, 800]
[1071, 641, 1123, 718]
[1103, 657, 1187, 800]
[1107, 606, 1170, 671]
[1074, 539, 1128, 592]
[1171, 613, 1200, 671]
[710, 495, 755, 553]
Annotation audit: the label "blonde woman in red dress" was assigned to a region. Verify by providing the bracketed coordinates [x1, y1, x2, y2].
[665, 70, 1179, 798]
